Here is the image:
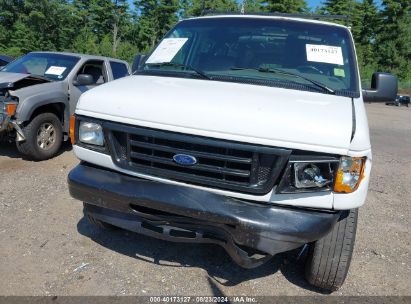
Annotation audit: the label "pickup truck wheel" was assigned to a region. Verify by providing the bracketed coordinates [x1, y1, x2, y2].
[304, 209, 358, 292]
[16, 113, 63, 161]
[84, 203, 117, 230]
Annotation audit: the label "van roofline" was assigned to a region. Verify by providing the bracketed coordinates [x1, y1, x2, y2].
[185, 14, 350, 30]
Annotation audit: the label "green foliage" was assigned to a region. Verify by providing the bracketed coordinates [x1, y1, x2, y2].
[265, 0, 309, 13]
[239, 0, 265, 13]
[134, 0, 179, 50]
[319, 0, 355, 15]
[316, 0, 411, 82]
[376, 0, 411, 81]
[71, 29, 98, 55]
[0, 0, 409, 82]
[181, 0, 238, 17]
[351, 0, 381, 80]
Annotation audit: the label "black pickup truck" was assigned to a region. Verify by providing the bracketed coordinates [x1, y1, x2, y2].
[388, 95, 410, 107]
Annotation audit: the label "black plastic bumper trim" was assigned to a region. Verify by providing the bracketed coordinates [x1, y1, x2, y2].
[68, 163, 341, 268]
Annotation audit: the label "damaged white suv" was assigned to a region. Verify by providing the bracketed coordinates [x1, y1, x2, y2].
[68, 15, 397, 291]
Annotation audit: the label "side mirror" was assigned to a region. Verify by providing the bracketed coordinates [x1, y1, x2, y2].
[74, 74, 94, 86]
[132, 54, 147, 73]
[362, 72, 398, 102]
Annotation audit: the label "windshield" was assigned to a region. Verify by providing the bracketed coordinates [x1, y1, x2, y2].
[1, 53, 80, 81]
[142, 17, 359, 97]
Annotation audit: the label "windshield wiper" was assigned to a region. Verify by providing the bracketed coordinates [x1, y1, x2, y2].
[145, 62, 212, 80]
[230, 67, 335, 94]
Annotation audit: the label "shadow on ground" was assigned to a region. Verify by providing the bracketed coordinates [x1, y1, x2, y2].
[77, 216, 328, 294]
[0, 140, 72, 160]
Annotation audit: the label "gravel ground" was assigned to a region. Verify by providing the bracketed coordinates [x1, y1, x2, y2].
[0, 103, 410, 296]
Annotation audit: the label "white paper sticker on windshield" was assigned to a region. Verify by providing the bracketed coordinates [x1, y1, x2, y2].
[306, 44, 343, 65]
[45, 66, 67, 76]
[146, 38, 188, 64]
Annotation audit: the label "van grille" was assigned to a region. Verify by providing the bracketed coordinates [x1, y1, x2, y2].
[104, 122, 290, 194]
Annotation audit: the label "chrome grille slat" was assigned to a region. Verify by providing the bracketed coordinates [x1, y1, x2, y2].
[129, 151, 251, 177]
[103, 121, 291, 194]
[129, 139, 253, 164]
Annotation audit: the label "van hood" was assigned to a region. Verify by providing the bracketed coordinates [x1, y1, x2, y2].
[76, 75, 354, 154]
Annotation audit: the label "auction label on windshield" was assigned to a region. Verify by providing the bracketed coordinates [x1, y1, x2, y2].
[146, 38, 189, 64]
[45, 66, 67, 76]
[306, 44, 344, 65]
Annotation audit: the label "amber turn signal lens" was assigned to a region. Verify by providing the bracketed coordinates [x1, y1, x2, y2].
[334, 157, 365, 193]
[6, 103, 17, 116]
[70, 115, 76, 145]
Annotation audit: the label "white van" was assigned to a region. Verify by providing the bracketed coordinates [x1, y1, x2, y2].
[68, 15, 397, 291]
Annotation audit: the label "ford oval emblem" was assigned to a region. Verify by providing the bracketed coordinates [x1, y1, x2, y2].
[173, 154, 197, 166]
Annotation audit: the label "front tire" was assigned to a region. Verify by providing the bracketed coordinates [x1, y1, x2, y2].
[16, 112, 63, 161]
[305, 209, 358, 292]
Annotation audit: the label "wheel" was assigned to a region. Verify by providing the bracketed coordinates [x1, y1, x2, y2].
[304, 209, 358, 292]
[16, 112, 63, 161]
[83, 203, 117, 230]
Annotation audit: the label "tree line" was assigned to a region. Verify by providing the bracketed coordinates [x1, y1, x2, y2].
[0, 0, 410, 83]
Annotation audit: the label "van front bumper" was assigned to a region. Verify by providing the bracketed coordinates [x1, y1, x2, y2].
[68, 163, 341, 268]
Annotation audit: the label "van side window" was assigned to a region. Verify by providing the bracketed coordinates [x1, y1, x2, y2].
[110, 61, 129, 80]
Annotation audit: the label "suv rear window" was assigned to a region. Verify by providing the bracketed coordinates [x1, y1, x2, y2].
[110, 61, 129, 80]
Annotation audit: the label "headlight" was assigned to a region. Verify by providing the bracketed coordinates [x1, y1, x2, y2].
[333, 156, 365, 193]
[277, 155, 365, 194]
[294, 163, 332, 188]
[277, 159, 339, 193]
[79, 121, 104, 146]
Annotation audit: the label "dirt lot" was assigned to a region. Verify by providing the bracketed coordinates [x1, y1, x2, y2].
[0, 103, 410, 296]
